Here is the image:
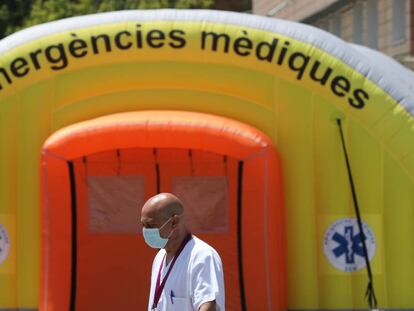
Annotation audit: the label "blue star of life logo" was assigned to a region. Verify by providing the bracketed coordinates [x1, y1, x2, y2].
[324, 218, 376, 272]
[332, 226, 366, 264]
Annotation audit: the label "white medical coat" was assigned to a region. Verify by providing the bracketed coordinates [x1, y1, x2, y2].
[148, 236, 225, 311]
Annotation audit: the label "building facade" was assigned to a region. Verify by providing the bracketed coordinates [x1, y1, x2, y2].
[253, 0, 414, 69]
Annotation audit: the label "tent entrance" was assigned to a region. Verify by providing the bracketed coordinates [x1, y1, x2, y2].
[40, 111, 286, 311]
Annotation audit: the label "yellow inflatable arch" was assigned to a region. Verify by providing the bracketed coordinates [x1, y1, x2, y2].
[0, 9, 414, 311]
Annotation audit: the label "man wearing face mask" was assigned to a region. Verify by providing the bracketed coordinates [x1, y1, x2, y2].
[141, 193, 225, 311]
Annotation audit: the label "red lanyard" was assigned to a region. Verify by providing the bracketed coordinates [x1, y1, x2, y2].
[152, 234, 192, 310]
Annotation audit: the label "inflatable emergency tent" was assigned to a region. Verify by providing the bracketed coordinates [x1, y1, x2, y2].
[0, 9, 414, 311]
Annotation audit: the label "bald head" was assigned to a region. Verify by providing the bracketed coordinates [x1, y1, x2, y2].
[140, 193, 190, 253]
[141, 193, 184, 228]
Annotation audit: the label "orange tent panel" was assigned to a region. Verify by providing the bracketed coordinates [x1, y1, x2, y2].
[40, 111, 286, 311]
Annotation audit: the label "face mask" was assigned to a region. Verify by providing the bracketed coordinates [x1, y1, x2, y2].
[142, 217, 174, 249]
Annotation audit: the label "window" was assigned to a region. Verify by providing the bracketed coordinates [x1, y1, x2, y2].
[366, 0, 378, 48]
[332, 12, 341, 37]
[392, 0, 406, 44]
[173, 176, 228, 233]
[322, 18, 330, 32]
[353, 1, 363, 44]
[87, 175, 144, 234]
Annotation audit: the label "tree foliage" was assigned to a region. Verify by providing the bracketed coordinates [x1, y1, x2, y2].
[0, 0, 215, 39]
[0, 0, 34, 38]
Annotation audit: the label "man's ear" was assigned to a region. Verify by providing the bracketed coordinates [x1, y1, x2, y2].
[171, 214, 180, 228]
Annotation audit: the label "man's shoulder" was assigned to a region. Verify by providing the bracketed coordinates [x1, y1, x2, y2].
[189, 235, 222, 263]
